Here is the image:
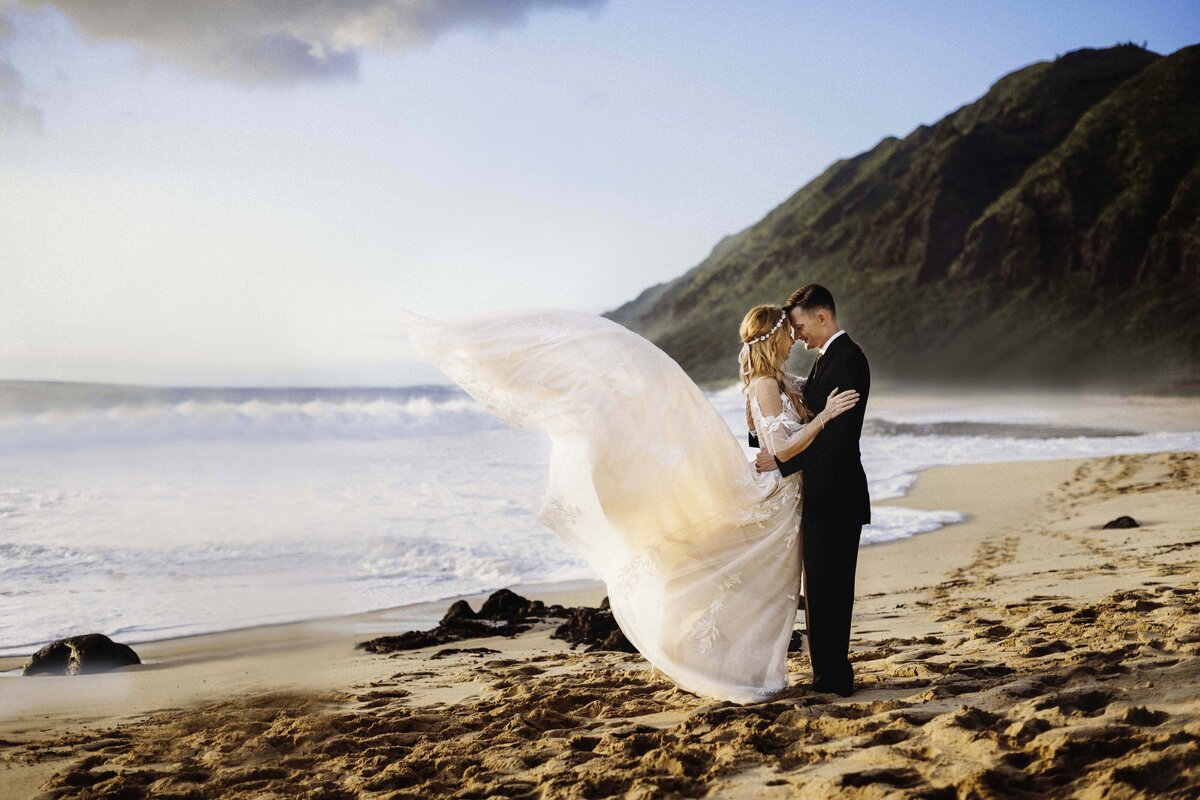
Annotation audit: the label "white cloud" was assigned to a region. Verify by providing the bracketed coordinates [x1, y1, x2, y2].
[0, 54, 41, 134]
[14, 0, 605, 84]
[0, 11, 41, 135]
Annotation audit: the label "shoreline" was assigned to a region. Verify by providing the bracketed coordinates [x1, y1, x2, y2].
[0, 576, 609, 671]
[0, 436, 1191, 667]
[3, 390, 1198, 665]
[2, 450, 1197, 797]
[0, 476, 976, 668]
[0, 457, 967, 666]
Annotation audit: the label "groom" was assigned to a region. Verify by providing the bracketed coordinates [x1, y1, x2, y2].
[754, 284, 870, 697]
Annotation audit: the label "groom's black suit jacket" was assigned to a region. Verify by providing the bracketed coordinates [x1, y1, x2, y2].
[751, 333, 871, 526]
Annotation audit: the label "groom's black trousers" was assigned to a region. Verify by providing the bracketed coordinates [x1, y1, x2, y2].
[801, 511, 862, 689]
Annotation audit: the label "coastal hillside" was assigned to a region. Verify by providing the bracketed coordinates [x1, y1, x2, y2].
[607, 43, 1200, 388]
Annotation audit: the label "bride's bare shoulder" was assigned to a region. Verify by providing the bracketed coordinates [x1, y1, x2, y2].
[749, 375, 781, 394]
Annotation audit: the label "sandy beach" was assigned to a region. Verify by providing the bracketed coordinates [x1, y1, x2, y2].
[5, 3, 1198, 795]
[1, 444, 1196, 798]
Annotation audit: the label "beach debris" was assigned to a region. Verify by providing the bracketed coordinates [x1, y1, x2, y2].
[21, 633, 141, 676]
[1103, 516, 1140, 529]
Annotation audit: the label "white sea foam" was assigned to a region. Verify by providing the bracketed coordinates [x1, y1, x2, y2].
[709, 385, 1200, 549]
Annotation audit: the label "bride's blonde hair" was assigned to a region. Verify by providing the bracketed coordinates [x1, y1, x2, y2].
[739, 305, 810, 421]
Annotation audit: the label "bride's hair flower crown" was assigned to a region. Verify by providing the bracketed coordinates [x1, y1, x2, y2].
[743, 312, 785, 345]
[738, 311, 786, 378]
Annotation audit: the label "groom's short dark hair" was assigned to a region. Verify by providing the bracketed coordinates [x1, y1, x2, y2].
[785, 284, 836, 316]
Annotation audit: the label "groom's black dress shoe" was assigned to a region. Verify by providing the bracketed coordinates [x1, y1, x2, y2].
[808, 680, 855, 698]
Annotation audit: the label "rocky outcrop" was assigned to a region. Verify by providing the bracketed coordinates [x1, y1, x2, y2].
[356, 589, 637, 655]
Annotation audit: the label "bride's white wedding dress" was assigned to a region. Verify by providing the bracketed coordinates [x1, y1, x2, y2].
[404, 308, 811, 704]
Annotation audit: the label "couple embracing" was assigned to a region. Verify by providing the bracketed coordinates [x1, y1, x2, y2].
[744, 283, 870, 698]
[406, 283, 870, 704]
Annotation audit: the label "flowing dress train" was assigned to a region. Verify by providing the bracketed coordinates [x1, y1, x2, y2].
[404, 308, 808, 704]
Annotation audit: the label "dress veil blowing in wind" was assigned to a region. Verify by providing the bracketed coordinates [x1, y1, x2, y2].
[403, 308, 803, 704]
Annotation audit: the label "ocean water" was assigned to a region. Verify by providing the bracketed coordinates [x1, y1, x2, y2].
[1, 380, 1197, 657]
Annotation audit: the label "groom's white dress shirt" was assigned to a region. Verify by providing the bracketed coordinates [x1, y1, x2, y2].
[819, 330, 846, 355]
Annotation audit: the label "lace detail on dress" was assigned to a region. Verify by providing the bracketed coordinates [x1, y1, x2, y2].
[761, 414, 793, 439]
[746, 377, 805, 550]
[597, 361, 639, 398]
[754, 392, 802, 435]
[748, 379, 807, 453]
[687, 570, 744, 653]
[445, 356, 532, 428]
[737, 489, 788, 527]
[613, 550, 661, 595]
[537, 495, 582, 532]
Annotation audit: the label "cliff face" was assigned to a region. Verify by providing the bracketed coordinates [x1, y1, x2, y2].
[607, 44, 1200, 388]
[953, 46, 1200, 287]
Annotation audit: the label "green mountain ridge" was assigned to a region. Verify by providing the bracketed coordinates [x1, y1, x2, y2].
[606, 43, 1200, 389]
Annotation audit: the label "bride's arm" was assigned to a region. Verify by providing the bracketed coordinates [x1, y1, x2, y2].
[772, 411, 827, 462]
[752, 379, 795, 460]
[754, 380, 858, 462]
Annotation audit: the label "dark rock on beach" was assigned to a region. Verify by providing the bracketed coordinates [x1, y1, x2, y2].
[22, 633, 141, 676]
[550, 601, 637, 654]
[357, 589, 638, 656]
[1103, 516, 1140, 529]
[430, 647, 502, 660]
[440, 600, 478, 624]
[477, 588, 567, 622]
[356, 617, 534, 654]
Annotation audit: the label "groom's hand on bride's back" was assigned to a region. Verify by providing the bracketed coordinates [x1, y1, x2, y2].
[755, 449, 776, 473]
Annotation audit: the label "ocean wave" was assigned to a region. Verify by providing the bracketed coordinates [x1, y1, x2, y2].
[862, 419, 1139, 439]
[0, 383, 501, 452]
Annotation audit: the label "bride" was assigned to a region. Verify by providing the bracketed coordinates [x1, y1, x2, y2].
[404, 304, 857, 704]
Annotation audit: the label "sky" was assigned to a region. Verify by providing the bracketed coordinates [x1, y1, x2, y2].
[1, 0, 1197, 387]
